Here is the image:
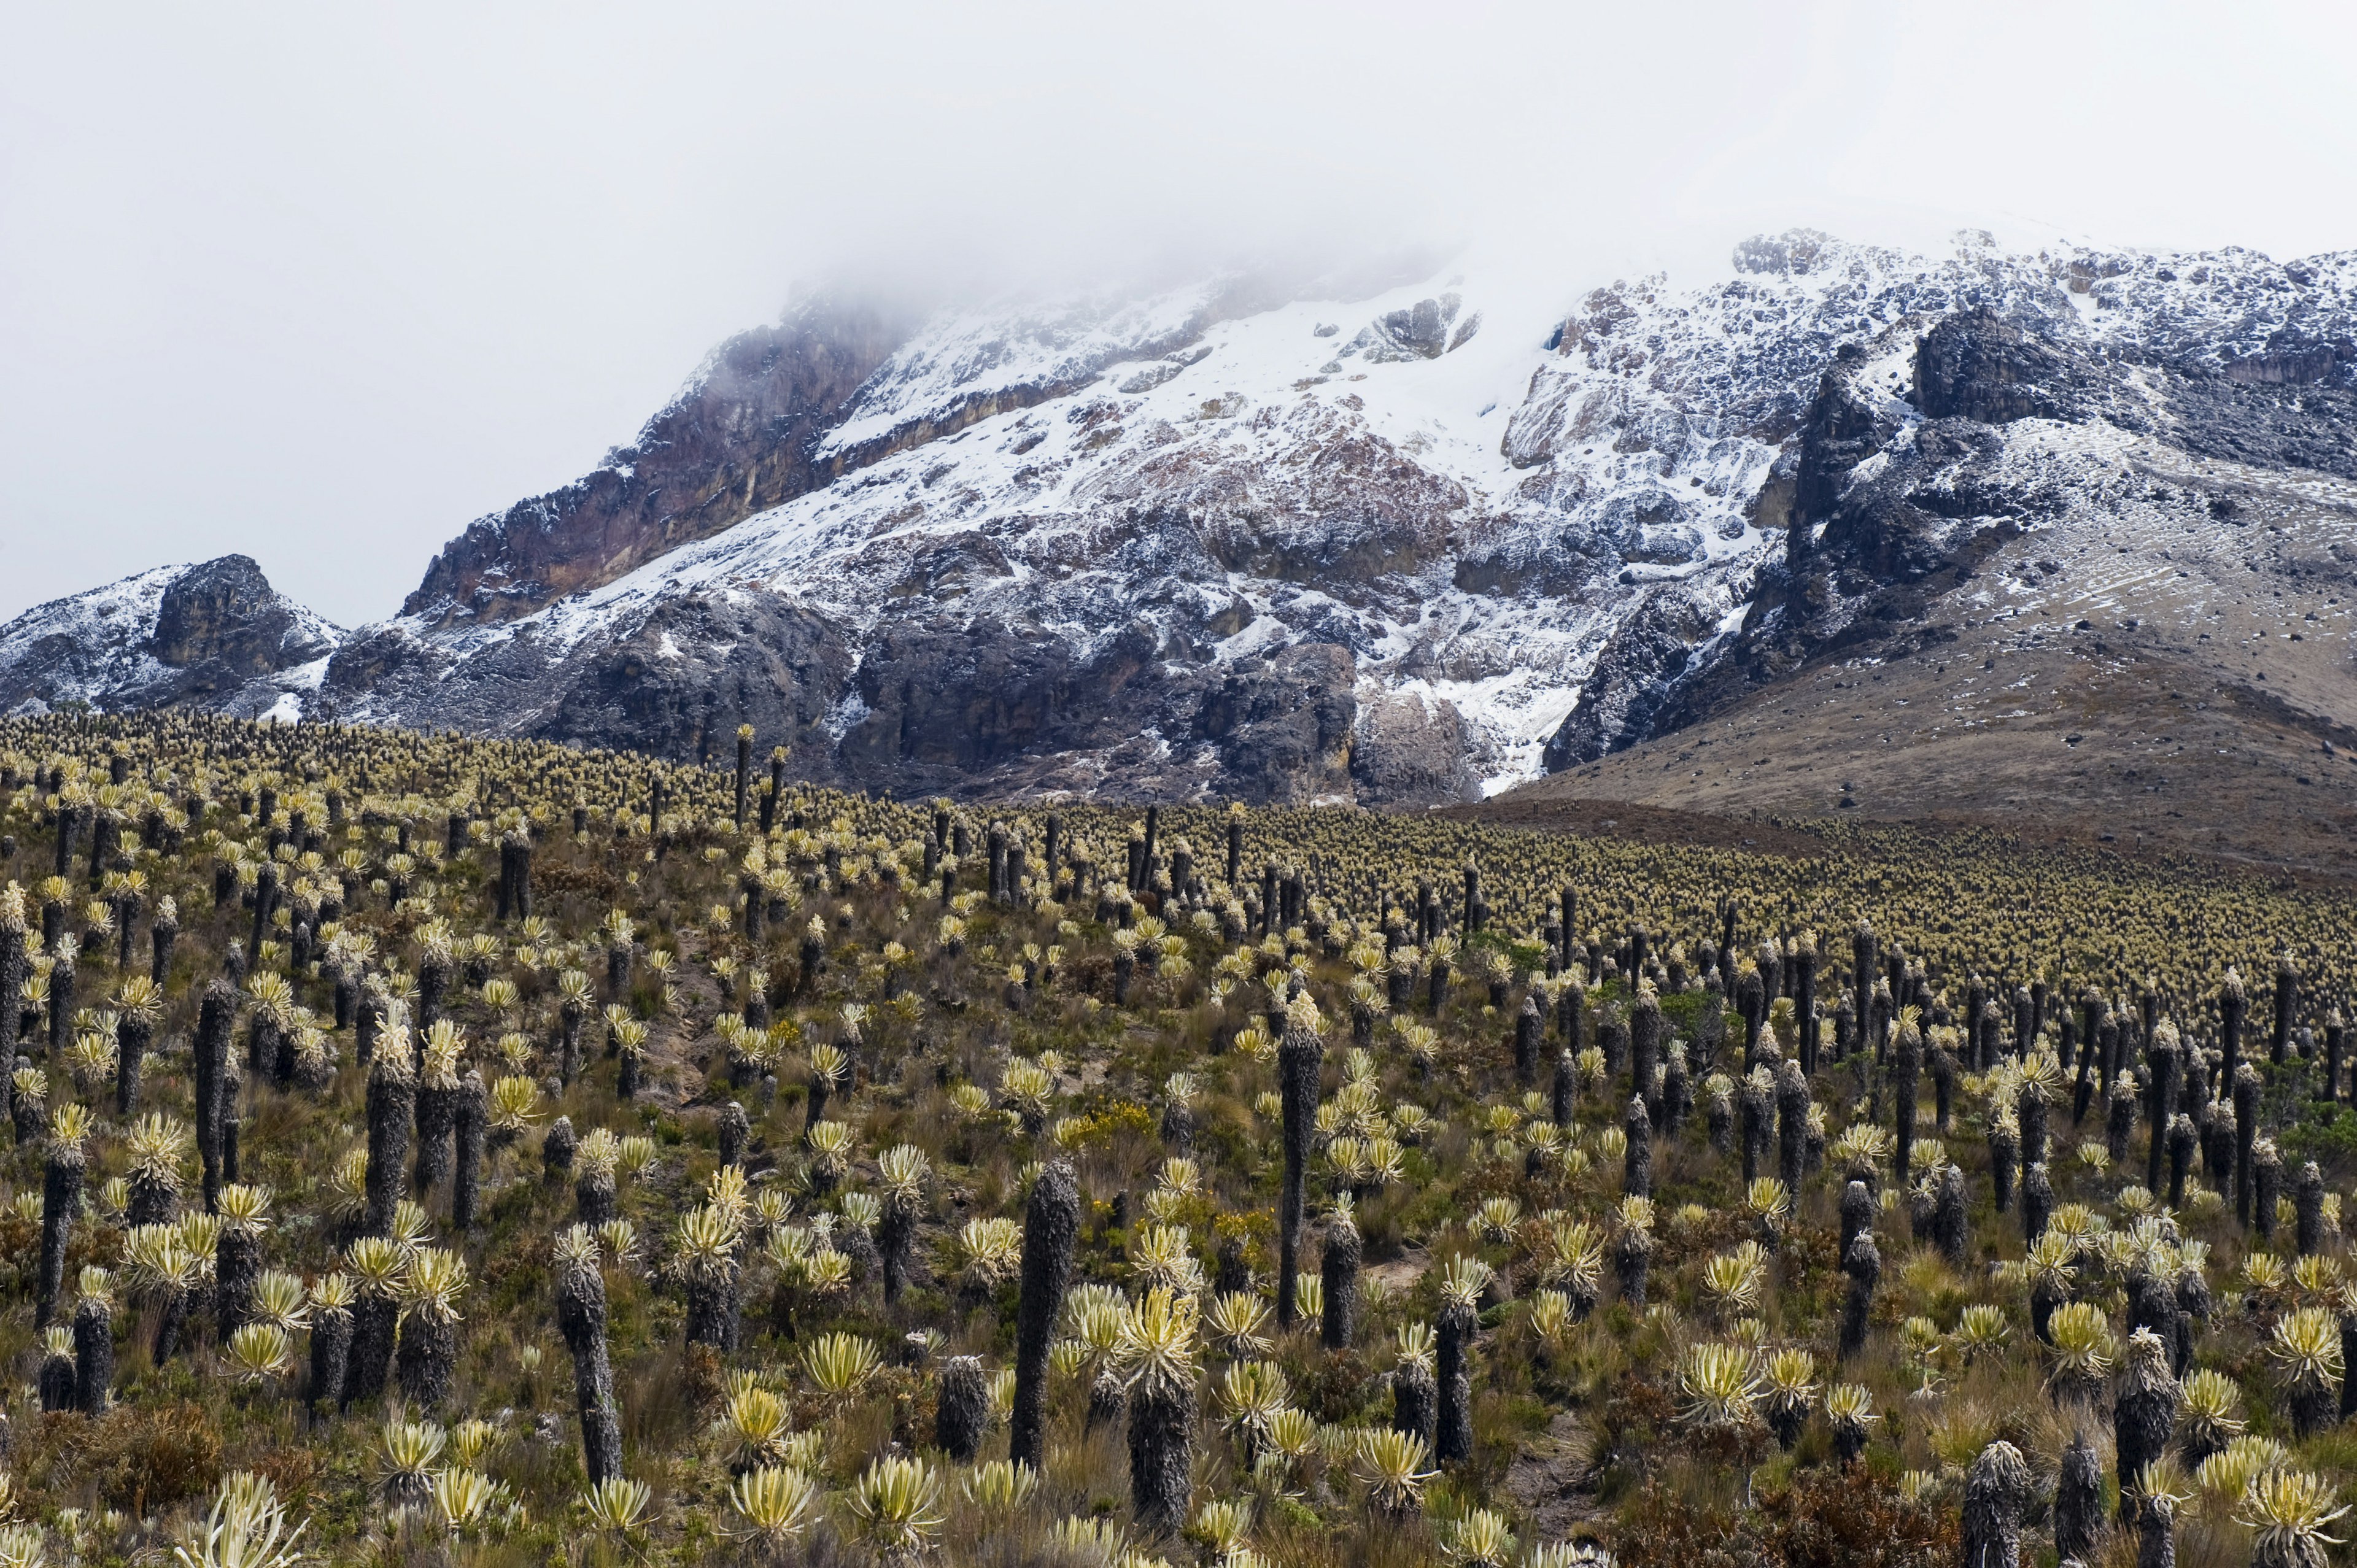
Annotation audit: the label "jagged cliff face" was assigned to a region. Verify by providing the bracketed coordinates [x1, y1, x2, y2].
[14, 230, 2357, 813]
[1542, 237, 2357, 768]
[403, 299, 913, 628]
[0, 557, 343, 720]
[1500, 307, 2357, 869]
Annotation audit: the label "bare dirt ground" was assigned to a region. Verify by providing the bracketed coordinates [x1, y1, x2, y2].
[1503, 1409, 1603, 1542]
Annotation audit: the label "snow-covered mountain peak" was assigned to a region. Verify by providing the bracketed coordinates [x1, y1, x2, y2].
[303, 230, 2357, 801]
[15, 227, 2356, 813]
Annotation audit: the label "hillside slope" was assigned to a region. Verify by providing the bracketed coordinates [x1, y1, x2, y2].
[312, 230, 2357, 810]
[1487, 272, 2357, 870]
[10, 228, 2357, 840]
[0, 555, 342, 720]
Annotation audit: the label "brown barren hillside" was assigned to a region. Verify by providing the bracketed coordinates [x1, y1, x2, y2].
[1479, 426, 2357, 876]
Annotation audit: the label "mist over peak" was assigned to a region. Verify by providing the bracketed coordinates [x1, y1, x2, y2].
[6, 1, 2356, 631]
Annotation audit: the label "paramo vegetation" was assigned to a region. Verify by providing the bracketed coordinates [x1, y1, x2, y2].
[0, 714, 2354, 1567]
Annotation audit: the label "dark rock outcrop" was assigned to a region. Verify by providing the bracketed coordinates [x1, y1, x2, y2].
[791, 621, 1358, 804]
[2223, 341, 2348, 387]
[319, 595, 857, 772]
[1913, 307, 2090, 425]
[1792, 349, 1898, 537]
[1341, 295, 1469, 363]
[1547, 315, 2073, 766]
[1353, 694, 1481, 805]
[2164, 371, 2357, 480]
[1193, 644, 1358, 803]
[319, 588, 1378, 805]
[1574, 292, 2357, 772]
[152, 557, 333, 677]
[0, 557, 341, 718]
[147, 556, 341, 698]
[837, 616, 1161, 789]
[1543, 585, 1717, 768]
[1627, 415, 2030, 747]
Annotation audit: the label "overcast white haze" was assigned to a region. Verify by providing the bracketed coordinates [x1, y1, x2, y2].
[4, 0, 2355, 627]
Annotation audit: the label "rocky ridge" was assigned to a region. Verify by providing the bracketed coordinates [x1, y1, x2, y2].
[8, 230, 2356, 820]
[1541, 242, 2357, 770]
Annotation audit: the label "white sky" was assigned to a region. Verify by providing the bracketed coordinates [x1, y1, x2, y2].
[4, 0, 2354, 627]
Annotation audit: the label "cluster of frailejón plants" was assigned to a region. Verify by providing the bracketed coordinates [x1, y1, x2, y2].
[0, 714, 2355, 1567]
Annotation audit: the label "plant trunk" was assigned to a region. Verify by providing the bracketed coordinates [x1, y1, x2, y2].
[1276, 1022, 1323, 1328]
[1839, 1234, 1879, 1361]
[395, 1311, 457, 1409]
[1322, 1216, 1361, 1350]
[1776, 1062, 1809, 1195]
[36, 1147, 83, 1328]
[1391, 1361, 1436, 1451]
[559, 1000, 584, 1086]
[343, 1291, 398, 1409]
[1961, 1441, 2029, 1568]
[1127, 1380, 1196, 1536]
[557, 1257, 623, 1485]
[217, 1228, 260, 1343]
[74, 1297, 113, 1413]
[451, 1073, 486, 1230]
[881, 1197, 916, 1306]
[1987, 1125, 2017, 1214]
[1894, 1028, 1920, 1192]
[1436, 1302, 1476, 1464]
[2023, 1162, 2053, 1242]
[575, 1170, 616, 1226]
[2053, 1434, 2100, 1563]
[39, 1346, 74, 1411]
[153, 1285, 192, 1363]
[364, 1062, 415, 1237]
[1624, 1095, 1652, 1199]
[2234, 1065, 2260, 1229]
[684, 1266, 742, 1353]
[1934, 1163, 1969, 1268]
[1010, 1161, 1080, 1472]
[417, 955, 449, 1031]
[308, 1311, 352, 1418]
[2137, 1495, 2175, 1568]
[936, 1354, 989, 1462]
[102, 991, 141, 1106]
[414, 1081, 456, 1199]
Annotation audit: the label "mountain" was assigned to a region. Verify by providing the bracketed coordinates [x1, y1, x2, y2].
[1479, 248, 2357, 872]
[10, 227, 2357, 852]
[304, 236, 1935, 797]
[0, 555, 343, 720]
